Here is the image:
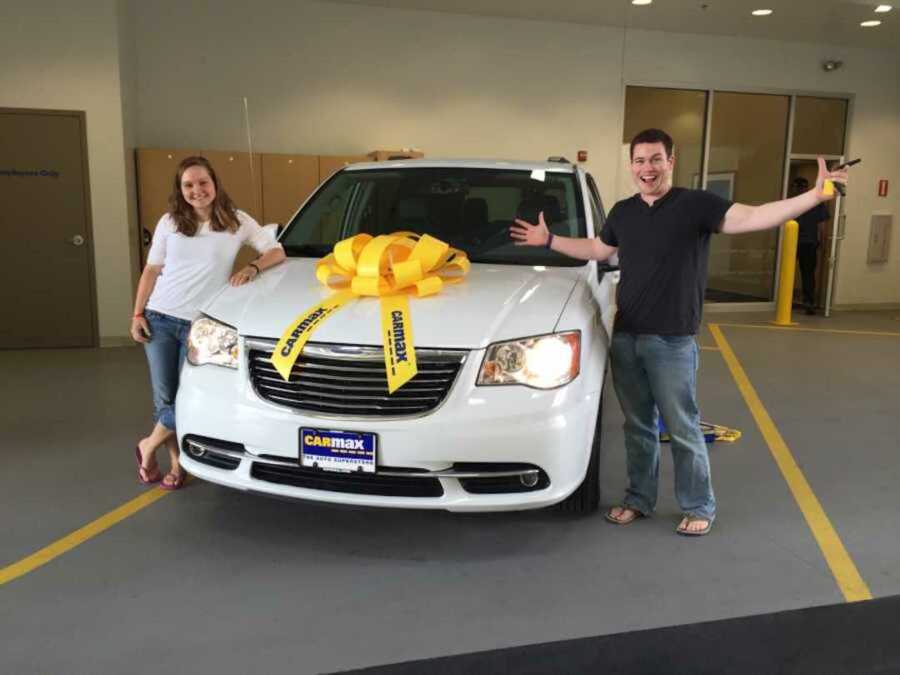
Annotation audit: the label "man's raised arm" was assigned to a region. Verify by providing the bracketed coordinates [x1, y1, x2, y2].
[509, 211, 617, 261]
[721, 157, 848, 235]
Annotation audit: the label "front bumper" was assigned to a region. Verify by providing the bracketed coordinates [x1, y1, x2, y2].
[175, 344, 602, 512]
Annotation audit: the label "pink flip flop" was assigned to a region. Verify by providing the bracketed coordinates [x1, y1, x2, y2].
[135, 446, 162, 485]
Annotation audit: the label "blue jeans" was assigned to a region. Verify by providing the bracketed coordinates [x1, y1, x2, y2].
[143, 310, 191, 430]
[610, 332, 716, 521]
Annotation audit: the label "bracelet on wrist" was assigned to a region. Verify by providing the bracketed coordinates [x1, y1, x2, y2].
[132, 313, 144, 318]
[249, 262, 261, 275]
[545, 233, 554, 250]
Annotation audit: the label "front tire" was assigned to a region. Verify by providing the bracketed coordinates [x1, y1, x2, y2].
[558, 394, 602, 515]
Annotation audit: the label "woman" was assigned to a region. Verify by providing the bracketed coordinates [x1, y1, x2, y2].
[130, 156, 286, 489]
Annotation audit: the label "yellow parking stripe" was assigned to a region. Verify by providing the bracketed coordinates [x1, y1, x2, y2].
[713, 322, 900, 338]
[0, 481, 188, 587]
[709, 324, 872, 603]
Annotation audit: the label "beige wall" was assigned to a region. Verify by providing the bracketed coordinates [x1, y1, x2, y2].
[131, 1, 625, 198]
[0, 0, 134, 343]
[3, 0, 898, 343]
[116, 0, 140, 302]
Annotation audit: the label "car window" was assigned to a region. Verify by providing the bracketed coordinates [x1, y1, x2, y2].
[281, 167, 587, 267]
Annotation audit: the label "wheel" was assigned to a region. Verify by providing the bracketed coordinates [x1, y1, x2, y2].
[558, 393, 602, 515]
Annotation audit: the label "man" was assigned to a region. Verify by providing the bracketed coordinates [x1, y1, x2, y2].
[510, 128, 847, 536]
[791, 176, 831, 315]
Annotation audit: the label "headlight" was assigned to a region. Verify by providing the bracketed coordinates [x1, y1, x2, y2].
[477, 331, 580, 389]
[187, 317, 238, 368]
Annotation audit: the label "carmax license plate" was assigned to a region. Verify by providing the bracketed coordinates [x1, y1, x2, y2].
[300, 428, 377, 474]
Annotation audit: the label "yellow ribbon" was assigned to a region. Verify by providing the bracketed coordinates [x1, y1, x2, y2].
[272, 233, 470, 393]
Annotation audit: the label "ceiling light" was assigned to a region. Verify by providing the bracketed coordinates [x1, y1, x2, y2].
[874, 5, 892, 13]
[752, 9, 773, 16]
[860, 19, 882, 26]
[631, 0, 652, 5]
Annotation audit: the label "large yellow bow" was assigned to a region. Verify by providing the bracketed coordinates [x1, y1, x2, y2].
[272, 232, 470, 393]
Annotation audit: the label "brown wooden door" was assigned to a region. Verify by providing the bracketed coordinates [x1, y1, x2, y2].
[0, 109, 97, 348]
[135, 148, 201, 265]
[261, 153, 319, 227]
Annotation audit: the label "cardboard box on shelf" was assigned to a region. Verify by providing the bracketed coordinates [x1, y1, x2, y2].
[368, 149, 424, 161]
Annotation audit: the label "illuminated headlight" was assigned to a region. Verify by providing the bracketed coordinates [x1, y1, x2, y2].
[477, 331, 580, 389]
[187, 317, 238, 368]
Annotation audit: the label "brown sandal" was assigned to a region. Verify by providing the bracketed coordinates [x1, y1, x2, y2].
[605, 505, 644, 525]
[676, 515, 712, 536]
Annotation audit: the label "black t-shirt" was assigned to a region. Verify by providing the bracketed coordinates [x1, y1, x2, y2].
[600, 187, 732, 336]
[795, 202, 830, 244]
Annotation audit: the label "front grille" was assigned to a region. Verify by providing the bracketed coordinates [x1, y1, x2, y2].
[251, 459, 444, 498]
[247, 341, 466, 417]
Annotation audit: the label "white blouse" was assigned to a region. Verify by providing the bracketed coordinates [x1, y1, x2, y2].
[145, 210, 280, 320]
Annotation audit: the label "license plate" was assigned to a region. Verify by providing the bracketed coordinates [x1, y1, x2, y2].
[300, 428, 377, 474]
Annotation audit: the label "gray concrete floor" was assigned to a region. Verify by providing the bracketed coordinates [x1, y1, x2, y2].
[2, 311, 899, 674]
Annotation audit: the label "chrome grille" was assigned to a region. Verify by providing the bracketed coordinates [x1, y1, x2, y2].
[247, 340, 467, 417]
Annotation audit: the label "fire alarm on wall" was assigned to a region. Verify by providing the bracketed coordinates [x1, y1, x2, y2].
[878, 179, 889, 197]
[577, 150, 588, 162]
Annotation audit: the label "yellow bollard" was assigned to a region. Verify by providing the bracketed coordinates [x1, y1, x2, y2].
[772, 219, 799, 326]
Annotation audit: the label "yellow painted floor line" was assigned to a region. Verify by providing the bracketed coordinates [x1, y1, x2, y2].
[709, 324, 872, 603]
[0, 479, 190, 587]
[713, 322, 900, 338]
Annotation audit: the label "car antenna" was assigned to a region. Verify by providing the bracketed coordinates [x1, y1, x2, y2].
[243, 96, 261, 218]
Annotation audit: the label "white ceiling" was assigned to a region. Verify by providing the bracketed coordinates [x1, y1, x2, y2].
[324, 0, 899, 51]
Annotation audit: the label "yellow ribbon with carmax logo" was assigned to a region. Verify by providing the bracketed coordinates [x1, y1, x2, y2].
[272, 232, 469, 393]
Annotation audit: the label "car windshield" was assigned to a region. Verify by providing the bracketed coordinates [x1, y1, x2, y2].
[280, 166, 587, 266]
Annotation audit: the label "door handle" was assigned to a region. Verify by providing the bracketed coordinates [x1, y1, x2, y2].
[68, 234, 85, 247]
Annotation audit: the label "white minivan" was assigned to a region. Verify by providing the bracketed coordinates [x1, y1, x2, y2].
[176, 159, 617, 514]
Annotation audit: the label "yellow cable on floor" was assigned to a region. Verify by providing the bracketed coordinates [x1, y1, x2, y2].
[702, 422, 743, 443]
[658, 422, 742, 444]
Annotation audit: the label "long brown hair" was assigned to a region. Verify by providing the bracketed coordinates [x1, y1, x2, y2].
[168, 156, 241, 236]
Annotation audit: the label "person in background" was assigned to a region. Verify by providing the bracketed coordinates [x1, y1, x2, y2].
[130, 156, 286, 489]
[510, 129, 848, 536]
[791, 176, 831, 315]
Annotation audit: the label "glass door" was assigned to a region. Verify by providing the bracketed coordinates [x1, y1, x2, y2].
[705, 91, 790, 302]
[787, 96, 849, 317]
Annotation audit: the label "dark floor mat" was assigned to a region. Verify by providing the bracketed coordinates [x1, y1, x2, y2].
[333, 595, 900, 675]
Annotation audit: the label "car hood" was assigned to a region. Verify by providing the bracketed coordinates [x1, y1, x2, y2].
[205, 258, 585, 349]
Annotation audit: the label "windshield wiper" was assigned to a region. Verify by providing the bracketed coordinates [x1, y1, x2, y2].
[283, 243, 332, 257]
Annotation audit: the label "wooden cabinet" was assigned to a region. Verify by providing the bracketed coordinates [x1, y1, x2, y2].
[261, 153, 319, 226]
[318, 154, 368, 183]
[200, 150, 263, 222]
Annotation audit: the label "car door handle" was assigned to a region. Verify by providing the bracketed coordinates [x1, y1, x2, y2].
[68, 234, 85, 247]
